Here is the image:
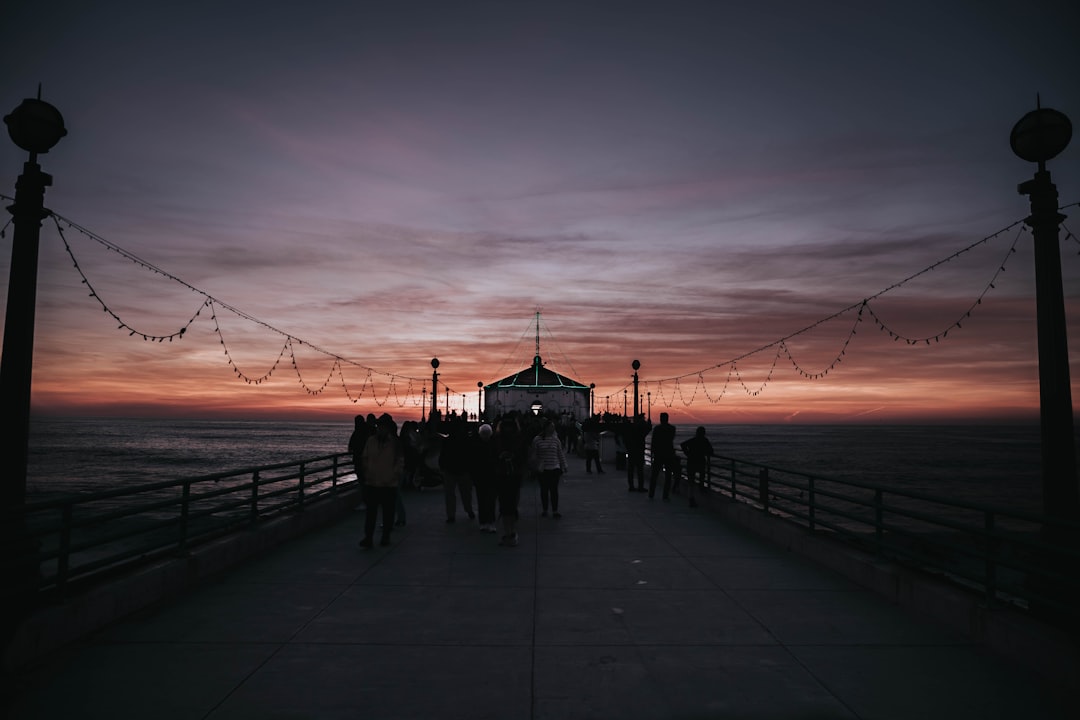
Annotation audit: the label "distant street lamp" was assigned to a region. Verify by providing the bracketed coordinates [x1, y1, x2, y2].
[430, 358, 439, 418]
[477, 381, 483, 421]
[1, 91, 67, 637]
[589, 383, 595, 417]
[632, 359, 640, 419]
[647, 391, 652, 422]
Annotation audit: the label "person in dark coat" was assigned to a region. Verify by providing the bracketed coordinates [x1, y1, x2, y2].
[680, 426, 714, 508]
[494, 415, 524, 546]
[471, 424, 499, 533]
[359, 413, 403, 548]
[439, 415, 475, 523]
[648, 412, 677, 501]
[348, 413, 377, 484]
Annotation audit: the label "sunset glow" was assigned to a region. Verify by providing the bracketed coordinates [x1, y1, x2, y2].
[2, 1, 1078, 425]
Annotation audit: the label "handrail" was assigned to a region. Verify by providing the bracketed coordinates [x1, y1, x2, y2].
[648, 448, 1080, 626]
[3, 452, 360, 599]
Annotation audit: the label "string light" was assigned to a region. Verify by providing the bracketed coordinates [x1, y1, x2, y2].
[605, 212, 1075, 406]
[0, 191, 1071, 411]
[41, 211, 450, 407]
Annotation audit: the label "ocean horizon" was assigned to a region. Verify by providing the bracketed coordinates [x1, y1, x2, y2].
[24, 415, 1056, 518]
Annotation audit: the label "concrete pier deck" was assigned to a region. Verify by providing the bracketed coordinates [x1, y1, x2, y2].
[8, 465, 1073, 719]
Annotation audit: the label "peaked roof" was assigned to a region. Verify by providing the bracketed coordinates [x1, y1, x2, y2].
[487, 355, 588, 391]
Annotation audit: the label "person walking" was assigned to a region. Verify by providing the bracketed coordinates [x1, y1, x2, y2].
[680, 426, 714, 508]
[495, 416, 524, 546]
[623, 414, 651, 492]
[348, 413, 377, 485]
[582, 414, 605, 474]
[359, 413, 403, 548]
[532, 418, 568, 518]
[439, 415, 475, 523]
[648, 412, 678, 501]
[471, 424, 499, 533]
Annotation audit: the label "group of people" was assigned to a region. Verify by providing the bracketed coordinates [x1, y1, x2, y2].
[348, 410, 569, 549]
[622, 412, 714, 507]
[347, 409, 714, 550]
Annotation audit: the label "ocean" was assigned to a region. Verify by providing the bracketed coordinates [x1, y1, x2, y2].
[26, 416, 1050, 516]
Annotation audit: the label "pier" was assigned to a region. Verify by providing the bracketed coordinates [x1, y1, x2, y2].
[7, 463, 1073, 719]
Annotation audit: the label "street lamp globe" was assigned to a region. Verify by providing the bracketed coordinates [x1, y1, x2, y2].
[1010, 106, 1071, 164]
[4, 97, 67, 155]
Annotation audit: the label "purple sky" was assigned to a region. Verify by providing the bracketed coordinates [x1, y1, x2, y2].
[2, 1, 1078, 422]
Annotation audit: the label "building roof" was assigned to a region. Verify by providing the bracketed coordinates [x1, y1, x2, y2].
[486, 355, 588, 391]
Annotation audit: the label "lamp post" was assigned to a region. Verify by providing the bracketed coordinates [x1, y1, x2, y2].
[647, 391, 652, 422]
[589, 383, 595, 417]
[1010, 101, 1077, 621]
[477, 381, 483, 421]
[1010, 103, 1077, 523]
[632, 359, 640, 419]
[430, 358, 439, 419]
[1, 91, 66, 637]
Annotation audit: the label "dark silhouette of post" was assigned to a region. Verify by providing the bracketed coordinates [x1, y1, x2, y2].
[632, 359, 640, 420]
[477, 381, 483, 420]
[1, 93, 66, 645]
[1010, 104, 1078, 521]
[1010, 101, 1078, 622]
[430, 358, 439, 419]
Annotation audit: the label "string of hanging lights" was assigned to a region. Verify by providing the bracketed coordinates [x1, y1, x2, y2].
[0, 194, 1072, 411]
[612, 215, 1062, 407]
[42, 211, 462, 405]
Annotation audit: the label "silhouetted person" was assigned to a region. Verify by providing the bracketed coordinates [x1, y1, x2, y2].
[439, 414, 475, 523]
[495, 415, 524, 546]
[471, 423, 499, 533]
[348, 413, 377, 485]
[648, 412, 677, 501]
[582, 414, 605, 474]
[400, 420, 422, 490]
[532, 418, 567, 519]
[359, 413, 403, 548]
[623, 414, 651, 492]
[680, 426, 714, 508]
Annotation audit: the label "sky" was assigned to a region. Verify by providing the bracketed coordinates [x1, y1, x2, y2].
[2, 0, 1079, 424]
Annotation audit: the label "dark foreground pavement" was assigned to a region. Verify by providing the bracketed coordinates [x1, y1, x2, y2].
[8, 466, 1073, 719]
